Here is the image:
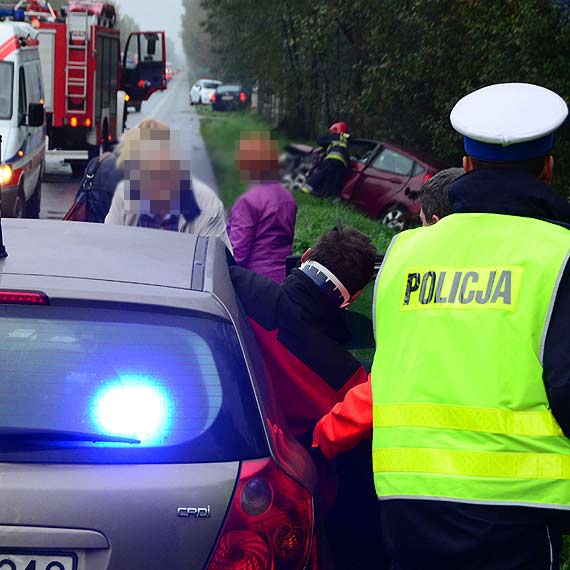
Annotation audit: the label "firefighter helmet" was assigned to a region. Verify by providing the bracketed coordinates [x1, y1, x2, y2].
[329, 122, 348, 134]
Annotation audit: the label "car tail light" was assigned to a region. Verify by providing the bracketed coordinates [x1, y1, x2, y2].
[240, 92, 247, 102]
[0, 290, 49, 305]
[423, 172, 433, 184]
[208, 458, 313, 570]
[70, 117, 78, 128]
[84, 118, 92, 127]
[210, 93, 216, 102]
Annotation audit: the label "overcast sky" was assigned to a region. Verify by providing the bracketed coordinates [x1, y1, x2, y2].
[114, 0, 184, 60]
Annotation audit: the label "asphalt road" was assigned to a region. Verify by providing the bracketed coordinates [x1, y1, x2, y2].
[40, 74, 218, 220]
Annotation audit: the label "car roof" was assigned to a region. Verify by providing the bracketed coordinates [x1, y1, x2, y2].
[0, 219, 205, 288]
[383, 141, 447, 169]
[0, 220, 240, 316]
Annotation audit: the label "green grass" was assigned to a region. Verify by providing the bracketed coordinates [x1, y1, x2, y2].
[198, 108, 393, 338]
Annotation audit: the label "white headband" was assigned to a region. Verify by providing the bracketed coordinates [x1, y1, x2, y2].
[299, 260, 351, 306]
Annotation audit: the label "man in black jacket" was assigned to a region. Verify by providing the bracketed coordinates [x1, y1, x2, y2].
[231, 225, 386, 569]
[301, 122, 351, 199]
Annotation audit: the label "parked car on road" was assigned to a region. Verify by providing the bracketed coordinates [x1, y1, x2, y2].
[0, 219, 318, 570]
[190, 79, 222, 105]
[282, 139, 446, 230]
[211, 84, 250, 111]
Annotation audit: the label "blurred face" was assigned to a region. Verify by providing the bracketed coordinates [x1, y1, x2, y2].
[237, 133, 279, 180]
[125, 155, 184, 215]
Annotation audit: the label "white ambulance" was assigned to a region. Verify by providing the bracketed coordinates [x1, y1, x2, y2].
[0, 16, 46, 218]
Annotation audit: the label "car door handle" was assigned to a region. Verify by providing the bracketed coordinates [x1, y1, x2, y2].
[388, 177, 402, 183]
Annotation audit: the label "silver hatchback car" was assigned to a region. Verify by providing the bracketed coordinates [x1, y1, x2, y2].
[0, 219, 317, 570]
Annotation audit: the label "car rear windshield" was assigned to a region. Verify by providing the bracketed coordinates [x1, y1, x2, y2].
[0, 305, 268, 464]
[217, 85, 240, 93]
[0, 62, 14, 120]
[203, 81, 220, 89]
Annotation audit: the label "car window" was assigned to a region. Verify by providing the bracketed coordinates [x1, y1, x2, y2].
[24, 62, 40, 105]
[0, 305, 268, 464]
[412, 162, 426, 177]
[0, 62, 13, 120]
[372, 148, 414, 176]
[18, 66, 26, 118]
[217, 85, 240, 93]
[349, 141, 378, 163]
[203, 81, 220, 89]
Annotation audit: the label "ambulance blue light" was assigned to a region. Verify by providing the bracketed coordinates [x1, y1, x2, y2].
[92, 375, 173, 446]
[0, 9, 25, 20]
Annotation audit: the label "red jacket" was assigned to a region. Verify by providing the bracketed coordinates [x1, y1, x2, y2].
[231, 266, 368, 440]
[313, 376, 373, 459]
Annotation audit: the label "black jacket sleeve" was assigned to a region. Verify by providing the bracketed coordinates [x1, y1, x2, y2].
[542, 261, 570, 436]
[316, 134, 334, 147]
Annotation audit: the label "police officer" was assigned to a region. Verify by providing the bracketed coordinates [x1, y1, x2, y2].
[314, 83, 570, 570]
[302, 122, 350, 198]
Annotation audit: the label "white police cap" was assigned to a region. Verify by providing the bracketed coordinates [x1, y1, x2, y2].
[450, 83, 568, 161]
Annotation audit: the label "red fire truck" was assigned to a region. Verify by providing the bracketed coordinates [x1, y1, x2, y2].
[16, 0, 166, 174]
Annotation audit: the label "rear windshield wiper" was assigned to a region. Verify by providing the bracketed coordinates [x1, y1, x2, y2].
[0, 427, 140, 444]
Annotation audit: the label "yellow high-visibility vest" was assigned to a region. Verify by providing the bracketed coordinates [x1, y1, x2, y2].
[372, 212, 570, 508]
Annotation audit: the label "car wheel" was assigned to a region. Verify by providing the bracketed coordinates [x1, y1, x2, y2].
[13, 183, 26, 218]
[26, 167, 42, 219]
[289, 171, 308, 193]
[381, 205, 409, 232]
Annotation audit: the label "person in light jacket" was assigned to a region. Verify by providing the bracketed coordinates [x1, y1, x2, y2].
[227, 132, 297, 283]
[104, 120, 231, 250]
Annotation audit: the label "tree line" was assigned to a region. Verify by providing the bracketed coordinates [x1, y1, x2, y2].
[181, 0, 570, 196]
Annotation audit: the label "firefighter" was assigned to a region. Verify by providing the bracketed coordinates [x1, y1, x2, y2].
[313, 83, 570, 570]
[301, 122, 351, 198]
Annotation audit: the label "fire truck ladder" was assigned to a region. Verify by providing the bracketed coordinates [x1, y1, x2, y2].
[65, 9, 89, 114]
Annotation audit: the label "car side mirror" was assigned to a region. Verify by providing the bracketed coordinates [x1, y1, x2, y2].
[26, 103, 44, 127]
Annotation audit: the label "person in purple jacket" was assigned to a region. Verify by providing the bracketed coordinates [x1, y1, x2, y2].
[227, 133, 297, 283]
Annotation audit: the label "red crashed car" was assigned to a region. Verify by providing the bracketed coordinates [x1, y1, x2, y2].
[281, 139, 446, 230]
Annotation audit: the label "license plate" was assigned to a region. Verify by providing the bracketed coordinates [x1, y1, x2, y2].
[221, 95, 233, 101]
[0, 553, 75, 570]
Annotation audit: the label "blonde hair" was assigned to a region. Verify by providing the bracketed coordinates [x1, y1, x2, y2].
[116, 119, 171, 167]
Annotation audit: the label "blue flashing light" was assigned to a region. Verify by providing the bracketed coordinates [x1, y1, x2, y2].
[0, 8, 25, 21]
[91, 375, 174, 446]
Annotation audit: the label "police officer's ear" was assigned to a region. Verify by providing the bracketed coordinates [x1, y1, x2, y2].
[539, 156, 554, 185]
[463, 156, 475, 173]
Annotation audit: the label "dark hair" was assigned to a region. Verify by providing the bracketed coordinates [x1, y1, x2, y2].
[420, 167, 464, 221]
[307, 226, 377, 295]
[470, 155, 548, 177]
